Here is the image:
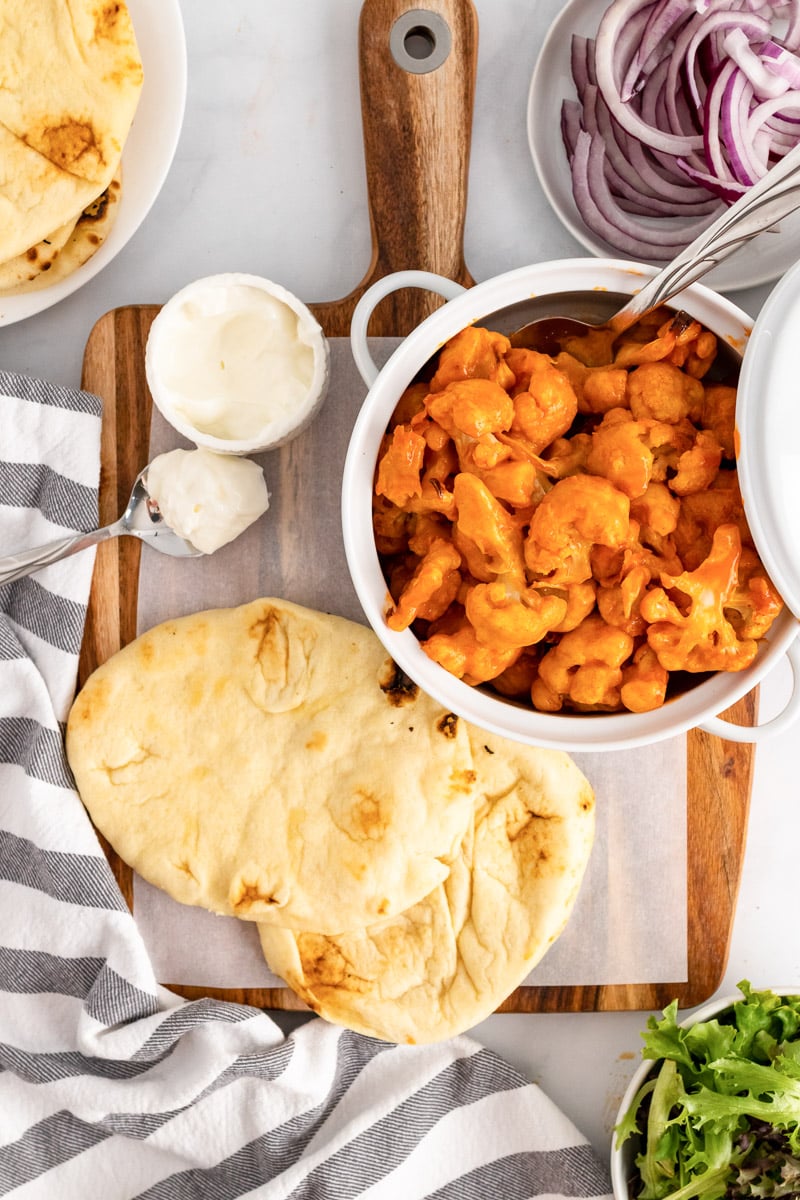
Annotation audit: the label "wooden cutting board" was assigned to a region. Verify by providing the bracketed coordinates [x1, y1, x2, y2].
[79, 0, 757, 1013]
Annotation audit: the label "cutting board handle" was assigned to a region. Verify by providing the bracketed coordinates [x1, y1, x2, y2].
[311, 0, 478, 337]
[359, 0, 477, 286]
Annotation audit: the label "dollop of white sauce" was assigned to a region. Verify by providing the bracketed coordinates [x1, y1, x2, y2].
[152, 283, 316, 441]
[146, 448, 270, 555]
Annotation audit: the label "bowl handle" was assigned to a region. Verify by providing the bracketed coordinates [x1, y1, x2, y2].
[350, 270, 467, 387]
[698, 634, 800, 743]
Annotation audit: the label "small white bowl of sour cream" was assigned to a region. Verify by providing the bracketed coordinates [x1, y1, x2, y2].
[145, 272, 330, 454]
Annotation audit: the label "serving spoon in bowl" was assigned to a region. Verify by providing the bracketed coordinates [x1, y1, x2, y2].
[0, 466, 202, 587]
[510, 141, 800, 354]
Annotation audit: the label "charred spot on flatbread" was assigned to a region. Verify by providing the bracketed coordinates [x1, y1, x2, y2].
[82, 184, 114, 223]
[437, 712, 459, 738]
[379, 660, 419, 705]
[0, 216, 80, 289]
[295, 935, 372, 996]
[230, 879, 286, 913]
[33, 119, 102, 174]
[95, 1, 124, 37]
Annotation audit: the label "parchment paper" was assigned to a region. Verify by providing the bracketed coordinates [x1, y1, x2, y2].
[133, 339, 687, 991]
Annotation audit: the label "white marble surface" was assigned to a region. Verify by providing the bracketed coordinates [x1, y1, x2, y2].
[3, 0, 799, 1164]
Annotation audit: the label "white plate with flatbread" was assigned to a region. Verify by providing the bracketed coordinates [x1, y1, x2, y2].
[0, 0, 186, 327]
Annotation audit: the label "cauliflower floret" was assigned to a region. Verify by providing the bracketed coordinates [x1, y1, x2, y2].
[387, 538, 462, 632]
[627, 360, 704, 424]
[723, 547, 784, 640]
[506, 349, 579, 454]
[524, 475, 630, 586]
[430, 326, 515, 391]
[375, 425, 426, 507]
[641, 524, 759, 673]
[422, 610, 521, 685]
[531, 614, 635, 712]
[620, 644, 669, 713]
[464, 580, 567, 650]
[453, 473, 525, 585]
[426, 378, 515, 440]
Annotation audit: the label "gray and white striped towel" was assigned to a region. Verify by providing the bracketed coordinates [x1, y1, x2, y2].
[0, 371, 614, 1199]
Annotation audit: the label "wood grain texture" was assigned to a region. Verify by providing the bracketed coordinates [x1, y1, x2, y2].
[76, 0, 755, 1014]
[311, 0, 477, 337]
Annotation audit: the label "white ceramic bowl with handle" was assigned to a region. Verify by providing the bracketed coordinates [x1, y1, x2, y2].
[342, 259, 800, 752]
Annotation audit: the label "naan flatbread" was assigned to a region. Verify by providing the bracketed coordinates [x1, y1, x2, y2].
[0, 0, 142, 262]
[258, 733, 595, 1043]
[0, 217, 79, 292]
[0, 171, 121, 294]
[66, 599, 478, 933]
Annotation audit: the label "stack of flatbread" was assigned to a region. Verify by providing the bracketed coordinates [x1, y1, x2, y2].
[67, 598, 595, 1044]
[0, 0, 143, 295]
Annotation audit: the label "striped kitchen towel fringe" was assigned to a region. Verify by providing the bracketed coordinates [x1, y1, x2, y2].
[0, 372, 613, 1199]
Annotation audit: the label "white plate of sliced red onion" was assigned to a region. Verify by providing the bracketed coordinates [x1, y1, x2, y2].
[528, 0, 800, 292]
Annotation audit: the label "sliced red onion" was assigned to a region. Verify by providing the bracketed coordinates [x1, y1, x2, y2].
[611, 2, 662, 80]
[570, 34, 595, 95]
[613, 4, 670, 100]
[561, 99, 583, 160]
[613, 121, 714, 194]
[784, 1, 800, 49]
[703, 59, 741, 180]
[669, 9, 772, 109]
[559, 0, 800, 259]
[594, 0, 705, 153]
[601, 129, 719, 212]
[676, 156, 748, 199]
[625, 129, 714, 195]
[568, 133, 678, 258]
[666, 60, 706, 135]
[572, 129, 719, 256]
[720, 66, 763, 183]
[724, 27, 791, 96]
[583, 34, 716, 197]
[749, 88, 800, 139]
[639, 54, 696, 140]
[594, 84, 719, 203]
[614, 193, 678, 214]
[754, 128, 776, 161]
[621, 0, 694, 100]
[762, 40, 800, 87]
[766, 110, 800, 137]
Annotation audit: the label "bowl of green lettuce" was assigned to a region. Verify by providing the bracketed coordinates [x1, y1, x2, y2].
[612, 982, 800, 1200]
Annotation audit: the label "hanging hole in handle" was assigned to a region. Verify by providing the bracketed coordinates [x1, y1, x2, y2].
[389, 10, 452, 74]
[405, 26, 436, 60]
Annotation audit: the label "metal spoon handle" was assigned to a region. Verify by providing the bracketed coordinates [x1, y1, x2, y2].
[0, 521, 122, 586]
[613, 142, 800, 333]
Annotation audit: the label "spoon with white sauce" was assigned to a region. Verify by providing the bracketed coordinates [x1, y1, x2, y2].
[0, 448, 269, 585]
